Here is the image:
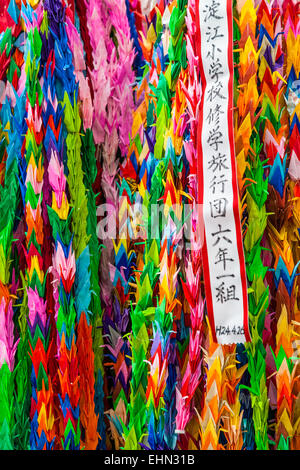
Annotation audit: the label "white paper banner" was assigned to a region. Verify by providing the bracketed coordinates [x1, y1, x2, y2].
[196, 0, 250, 343]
